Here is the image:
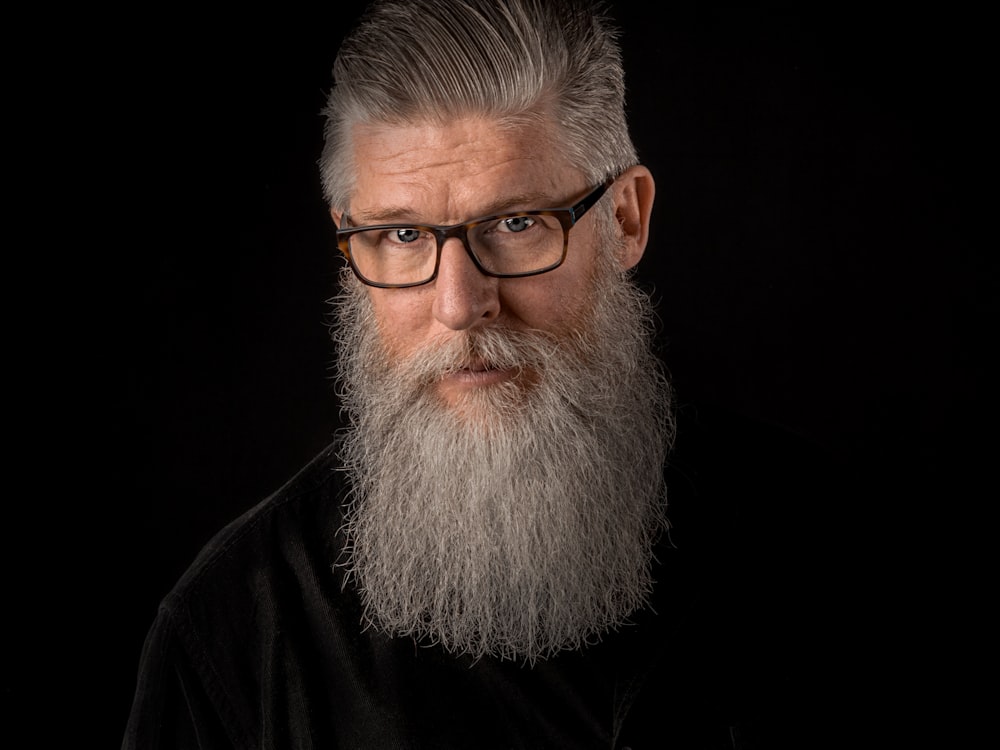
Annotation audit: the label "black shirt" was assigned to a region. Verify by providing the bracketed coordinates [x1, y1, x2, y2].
[122, 402, 846, 749]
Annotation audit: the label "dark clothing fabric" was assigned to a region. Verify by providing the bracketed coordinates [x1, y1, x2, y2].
[123, 402, 846, 749]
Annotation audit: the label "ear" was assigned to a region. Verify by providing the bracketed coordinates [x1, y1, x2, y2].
[330, 206, 343, 228]
[612, 164, 655, 270]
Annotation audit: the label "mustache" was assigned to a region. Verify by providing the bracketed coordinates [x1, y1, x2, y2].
[399, 326, 562, 384]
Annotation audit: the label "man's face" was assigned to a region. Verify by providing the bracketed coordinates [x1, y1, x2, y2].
[331, 117, 665, 662]
[332, 117, 614, 415]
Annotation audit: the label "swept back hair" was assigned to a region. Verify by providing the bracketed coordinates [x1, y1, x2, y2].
[319, 0, 638, 211]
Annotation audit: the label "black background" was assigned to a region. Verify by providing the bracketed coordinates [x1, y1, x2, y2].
[8, 3, 987, 746]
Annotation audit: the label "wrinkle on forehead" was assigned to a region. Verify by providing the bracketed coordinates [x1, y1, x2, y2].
[349, 116, 576, 224]
[355, 118, 552, 175]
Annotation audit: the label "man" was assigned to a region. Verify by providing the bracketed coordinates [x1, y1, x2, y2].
[123, 1, 833, 747]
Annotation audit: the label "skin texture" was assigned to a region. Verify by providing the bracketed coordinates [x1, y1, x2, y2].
[331, 116, 655, 411]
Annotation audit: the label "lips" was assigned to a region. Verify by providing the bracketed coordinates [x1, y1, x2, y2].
[441, 354, 504, 376]
[439, 358, 518, 389]
[462, 357, 494, 373]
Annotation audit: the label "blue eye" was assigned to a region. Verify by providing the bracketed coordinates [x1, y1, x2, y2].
[392, 228, 422, 243]
[499, 216, 535, 233]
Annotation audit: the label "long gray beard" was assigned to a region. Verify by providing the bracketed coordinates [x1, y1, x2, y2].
[331, 251, 674, 663]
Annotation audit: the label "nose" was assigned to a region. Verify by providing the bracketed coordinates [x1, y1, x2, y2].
[431, 237, 500, 330]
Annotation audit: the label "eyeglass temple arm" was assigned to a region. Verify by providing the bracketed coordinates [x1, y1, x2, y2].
[569, 176, 615, 224]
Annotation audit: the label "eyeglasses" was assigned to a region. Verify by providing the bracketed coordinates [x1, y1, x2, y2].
[335, 177, 613, 288]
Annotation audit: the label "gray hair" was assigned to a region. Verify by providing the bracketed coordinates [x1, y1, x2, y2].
[319, 0, 638, 211]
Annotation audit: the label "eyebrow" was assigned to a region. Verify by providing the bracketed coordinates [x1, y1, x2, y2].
[349, 190, 563, 226]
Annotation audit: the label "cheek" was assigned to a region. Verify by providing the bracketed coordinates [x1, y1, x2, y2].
[507, 292, 561, 330]
[506, 270, 593, 333]
[367, 289, 431, 358]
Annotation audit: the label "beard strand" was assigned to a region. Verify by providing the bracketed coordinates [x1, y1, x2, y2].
[330, 247, 674, 664]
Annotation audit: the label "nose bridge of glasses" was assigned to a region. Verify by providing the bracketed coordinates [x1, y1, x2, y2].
[436, 223, 487, 270]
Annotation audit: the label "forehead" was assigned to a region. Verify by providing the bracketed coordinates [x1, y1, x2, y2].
[347, 117, 582, 223]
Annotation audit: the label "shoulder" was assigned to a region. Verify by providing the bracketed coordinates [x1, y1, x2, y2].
[160, 441, 350, 630]
[124, 444, 356, 748]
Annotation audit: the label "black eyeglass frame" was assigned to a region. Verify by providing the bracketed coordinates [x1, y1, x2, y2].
[335, 176, 615, 289]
